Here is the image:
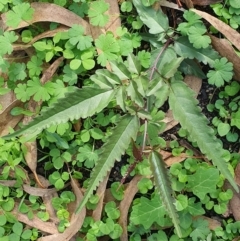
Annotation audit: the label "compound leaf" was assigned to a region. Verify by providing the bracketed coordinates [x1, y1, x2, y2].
[169, 80, 238, 192]
[3, 87, 116, 140]
[75, 114, 139, 213]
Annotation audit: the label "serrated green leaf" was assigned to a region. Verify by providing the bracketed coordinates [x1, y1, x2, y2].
[150, 151, 182, 237]
[126, 81, 144, 107]
[161, 57, 184, 79]
[174, 37, 220, 67]
[3, 88, 116, 140]
[116, 86, 127, 111]
[76, 114, 139, 213]
[150, 47, 177, 79]
[130, 194, 168, 229]
[146, 77, 165, 96]
[90, 74, 113, 89]
[127, 53, 141, 74]
[133, 0, 168, 34]
[110, 61, 131, 80]
[95, 69, 121, 85]
[187, 167, 219, 200]
[133, 75, 148, 96]
[169, 80, 238, 192]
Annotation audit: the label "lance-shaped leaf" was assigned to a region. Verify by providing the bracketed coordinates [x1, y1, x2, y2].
[3, 87, 116, 140]
[169, 81, 238, 192]
[76, 114, 139, 213]
[150, 151, 182, 237]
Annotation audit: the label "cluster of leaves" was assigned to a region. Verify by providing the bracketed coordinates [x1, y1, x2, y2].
[211, 0, 240, 30]
[207, 80, 240, 143]
[1, 0, 240, 240]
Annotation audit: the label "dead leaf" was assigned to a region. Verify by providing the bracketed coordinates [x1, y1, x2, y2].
[163, 75, 202, 132]
[1, 2, 91, 35]
[235, 163, 240, 186]
[192, 9, 240, 52]
[119, 175, 142, 241]
[210, 35, 240, 81]
[193, 216, 221, 230]
[0, 99, 23, 136]
[12, 202, 58, 234]
[92, 173, 110, 221]
[159, 0, 185, 11]
[181, 0, 221, 5]
[38, 178, 86, 241]
[180, 0, 194, 8]
[224, 180, 240, 221]
[24, 141, 45, 188]
[164, 153, 188, 166]
[13, 27, 68, 51]
[40, 56, 64, 84]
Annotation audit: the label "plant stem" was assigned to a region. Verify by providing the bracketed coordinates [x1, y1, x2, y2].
[142, 38, 172, 153]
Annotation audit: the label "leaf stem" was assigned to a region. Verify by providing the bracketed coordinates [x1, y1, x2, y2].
[141, 38, 172, 153]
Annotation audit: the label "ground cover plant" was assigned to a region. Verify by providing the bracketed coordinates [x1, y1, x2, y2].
[1, 0, 240, 240]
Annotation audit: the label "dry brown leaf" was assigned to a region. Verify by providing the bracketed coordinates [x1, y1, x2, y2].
[193, 216, 221, 230]
[0, 99, 23, 136]
[159, 0, 185, 11]
[38, 178, 86, 241]
[118, 175, 142, 241]
[1, 2, 91, 34]
[23, 141, 45, 188]
[12, 202, 58, 234]
[163, 75, 202, 132]
[192, 9, 240, 52]
[92, 172, 110, 221]
[224, 181, 240, 221]
[235, 163, 240, 186]
[180, 0, 194, 8]
[13, 27, 68, 51]
[40, 56, 64, 85]
[181, 0, 221, 5]
[165, 153, 188, 166]
[210, 35, 240, 81]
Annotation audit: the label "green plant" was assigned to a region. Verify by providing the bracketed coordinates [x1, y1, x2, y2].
[3, 1, 239, 238]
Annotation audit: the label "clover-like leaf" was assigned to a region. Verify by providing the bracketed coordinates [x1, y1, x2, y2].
[0, 31, 18, 56]
[188, 24, 211, 49]
[207, 57, 233, 87]
[6, 3, 34, 28]
[88, 0, 109, 27]
[95, 34, 120, 66]
[68, 24, 93, 51]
